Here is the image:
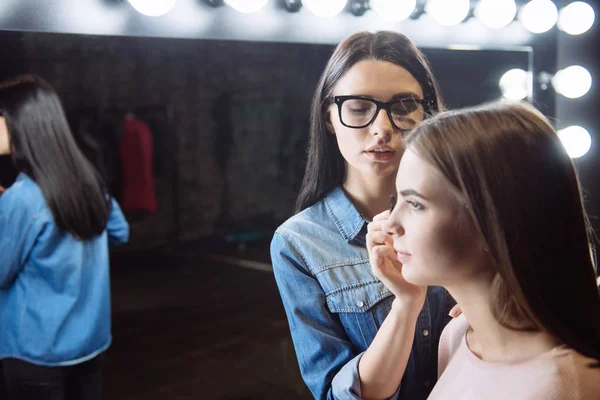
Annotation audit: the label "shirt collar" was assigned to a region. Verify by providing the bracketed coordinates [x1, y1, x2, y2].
[324, 186, 369, 244]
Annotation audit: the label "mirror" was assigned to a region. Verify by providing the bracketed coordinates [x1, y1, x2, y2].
[0, 30, 533, 399]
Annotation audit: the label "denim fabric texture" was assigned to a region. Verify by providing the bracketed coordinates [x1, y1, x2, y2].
[0, 173, 129, 366]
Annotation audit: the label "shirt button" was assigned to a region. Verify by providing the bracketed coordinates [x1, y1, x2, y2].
[422, 329, 430, 337]
[356, 300, 365, 308]
[425, 381, 431, 387]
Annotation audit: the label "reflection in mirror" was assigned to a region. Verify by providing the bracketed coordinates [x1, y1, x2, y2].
[0, 30, 531, 399]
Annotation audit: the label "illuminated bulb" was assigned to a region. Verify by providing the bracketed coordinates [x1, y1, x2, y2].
[552, 66, 592, 99]
[370, 0, 417, 22]
[475, 0, 517, 29]
[499, 69, 530, 100]
[127, 0, 177, 17]
[558, 2, 595, 35]
[558, 126, 592, 158]
[224, 0, 269, 14]
[302, 0, 348, 17]
[426, 0, 471, 26]
[519, 0, 558, 33]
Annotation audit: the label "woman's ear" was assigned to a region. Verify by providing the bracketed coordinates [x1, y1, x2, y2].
[324, 109, 336, 134]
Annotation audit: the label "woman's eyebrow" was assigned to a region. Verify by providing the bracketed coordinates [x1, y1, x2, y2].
[390, 92, 422, 100]
[399, 188, 429, 200]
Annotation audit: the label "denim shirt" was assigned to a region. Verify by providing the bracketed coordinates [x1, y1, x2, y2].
[271, 186, 455, 400]
[0, 173, 129, 366]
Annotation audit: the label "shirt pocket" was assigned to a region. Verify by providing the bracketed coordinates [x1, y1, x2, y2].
[316, 259, 394, 350]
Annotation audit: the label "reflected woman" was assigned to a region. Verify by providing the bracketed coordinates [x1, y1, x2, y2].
[0, 75, 129, 400]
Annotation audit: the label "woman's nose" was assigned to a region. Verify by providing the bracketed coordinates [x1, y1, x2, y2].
[384, 210, 405, 237]
[370, 109, 393, 138]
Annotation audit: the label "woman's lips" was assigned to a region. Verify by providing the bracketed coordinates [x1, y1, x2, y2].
[396, 251, 411, 263]
[365, 150, 395, 162]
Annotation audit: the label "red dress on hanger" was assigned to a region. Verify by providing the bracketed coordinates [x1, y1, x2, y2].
[119, 117, 157, 213]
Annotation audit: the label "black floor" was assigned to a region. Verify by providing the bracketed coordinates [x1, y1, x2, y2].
[103, 244, 312, 400]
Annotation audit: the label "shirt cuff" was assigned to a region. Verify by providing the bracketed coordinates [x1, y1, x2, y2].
[331, 352, 402, 400]
[331, 352, 364, 399]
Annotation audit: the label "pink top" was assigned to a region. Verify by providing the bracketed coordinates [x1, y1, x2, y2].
[429, 315, 600, 399]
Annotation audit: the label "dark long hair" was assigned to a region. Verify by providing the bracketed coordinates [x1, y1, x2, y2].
[407, 101, 600, 365]
[0, 74, 110, 240]
[295, 31, 444, 212]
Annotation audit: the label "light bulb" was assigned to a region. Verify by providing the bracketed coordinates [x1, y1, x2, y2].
[127, 0, 177, 17]
[475, 0, 517, 29]
[558, 126, 592, 158]
[552, 66, 592, 99]
[224, 0, 269, 14]
[426, 0, 471, 26]
[558, 2, 595, 35]
[370, 0, 417, 22]
[519, 0, 558, 33]
[302, 0, 348, 17]
[499, 69, 530, 100]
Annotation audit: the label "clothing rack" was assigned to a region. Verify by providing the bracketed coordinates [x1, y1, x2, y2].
[69, 104, 180, 240]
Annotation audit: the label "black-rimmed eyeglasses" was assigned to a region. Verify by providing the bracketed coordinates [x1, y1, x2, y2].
[329, 95, 431, 131]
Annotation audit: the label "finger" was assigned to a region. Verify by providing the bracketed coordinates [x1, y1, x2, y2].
[449, 304, 462, 318]
[366, 231, 385, 252]
[370, 244, 399, 264]
[367, 220, 386, 234]
[373, 210, 391, 222]
[366, 228, 393, 251]
[366, 231, 393, 248]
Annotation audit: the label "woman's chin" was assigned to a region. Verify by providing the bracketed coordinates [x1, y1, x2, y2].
[362, 160, 399, 177]
[402, 264, 434, 287]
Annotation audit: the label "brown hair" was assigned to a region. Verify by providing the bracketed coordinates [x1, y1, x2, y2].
[296, 30, 445, 212]
[406, 101, 600, 364]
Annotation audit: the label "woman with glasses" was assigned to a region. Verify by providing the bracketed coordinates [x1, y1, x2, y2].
[0, 75, 129, 400]
[270, 31, 454, 400]
[369, 101, 600, 399]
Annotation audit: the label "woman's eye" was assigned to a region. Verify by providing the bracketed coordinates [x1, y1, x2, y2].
[407, 200, 424, 211]
[349, 108, 370, 114]
[389, 195, 397, 213]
